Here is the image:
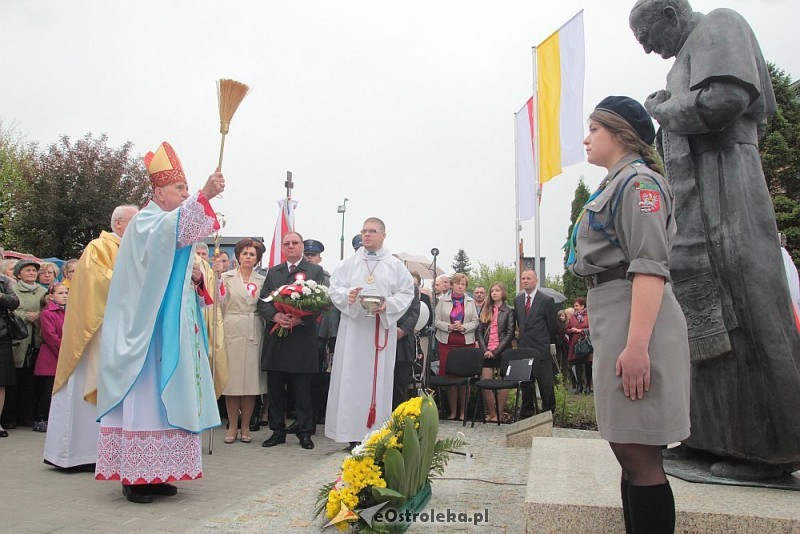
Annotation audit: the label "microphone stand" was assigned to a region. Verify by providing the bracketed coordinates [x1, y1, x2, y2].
[425, 249, 439, 392]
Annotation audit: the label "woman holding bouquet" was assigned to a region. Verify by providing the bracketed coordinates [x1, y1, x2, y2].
[433, 273, 478, 421]
[220, 239, 267, 443]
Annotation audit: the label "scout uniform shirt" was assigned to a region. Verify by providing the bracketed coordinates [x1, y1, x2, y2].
[569, 154, 675, 281]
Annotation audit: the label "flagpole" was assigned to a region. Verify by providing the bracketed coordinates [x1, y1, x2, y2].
[532, 46, 542, 281]
[514, 111, 522, 294]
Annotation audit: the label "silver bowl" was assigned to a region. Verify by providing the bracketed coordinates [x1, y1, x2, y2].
[359, 295, 385, 317]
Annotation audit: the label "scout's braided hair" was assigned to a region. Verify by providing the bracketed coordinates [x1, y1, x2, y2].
[589, 110, 663, 174]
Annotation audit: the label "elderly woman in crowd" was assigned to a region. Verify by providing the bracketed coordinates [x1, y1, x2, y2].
[0, 270, 20, 437]
[220, 239, 267, 443]
[434, 272, 478, 420]
[37, 261, 59, 289]
[1, 259, 18, 280]
[476, 282, 515, 422]
[3, 260, 46, 429]
[566, 297, 592, 394]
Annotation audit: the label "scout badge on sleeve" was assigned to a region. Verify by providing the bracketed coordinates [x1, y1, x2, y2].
[635, 180, 661, 213]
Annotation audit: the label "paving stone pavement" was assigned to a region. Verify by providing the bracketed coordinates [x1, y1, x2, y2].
[0, 418, 598, 533]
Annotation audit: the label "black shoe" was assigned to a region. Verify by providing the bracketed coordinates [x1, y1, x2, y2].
[346, 441, 360, 452]
[285, 421, 299, 434]
[149, 483, 178, 496]
[249, 422, 260, 432]
[261, 433, 286, 447]
[299, 435, 315, 450]
[122, 485, 153, 504]
[0, 430, 8, 438]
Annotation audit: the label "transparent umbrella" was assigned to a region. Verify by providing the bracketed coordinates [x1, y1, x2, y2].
[539, 286, 567, 305]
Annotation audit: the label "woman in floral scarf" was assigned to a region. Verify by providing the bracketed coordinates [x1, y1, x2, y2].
[433, 273, 478, 420]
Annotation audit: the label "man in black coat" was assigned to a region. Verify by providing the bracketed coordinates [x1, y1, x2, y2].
[257, 231, 325, 450]
[392, 285, 420, 409]
[514, 269, 558, 416]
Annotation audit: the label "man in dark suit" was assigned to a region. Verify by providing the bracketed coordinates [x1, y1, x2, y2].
[257, 231, 325, 450]
[393, 285, 420, 409]
[514, 269, 558, 417]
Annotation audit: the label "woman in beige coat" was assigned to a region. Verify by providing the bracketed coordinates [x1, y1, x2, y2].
[221, 239, 267, 443]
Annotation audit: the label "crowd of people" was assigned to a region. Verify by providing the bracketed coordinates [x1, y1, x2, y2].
[0, 232, 599, 441]
[0, 168, 602, 515]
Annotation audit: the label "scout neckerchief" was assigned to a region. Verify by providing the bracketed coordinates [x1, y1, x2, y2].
[565, 159, 645, 267]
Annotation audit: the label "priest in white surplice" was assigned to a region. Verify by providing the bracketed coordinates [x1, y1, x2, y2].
[325, 217, 414, 445]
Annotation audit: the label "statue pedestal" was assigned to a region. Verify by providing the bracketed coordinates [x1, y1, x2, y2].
[526, 437, 800, 533]
[505, 411, 553, 447]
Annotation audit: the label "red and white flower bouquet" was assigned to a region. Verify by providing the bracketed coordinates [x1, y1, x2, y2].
[261, 273, 332, 337]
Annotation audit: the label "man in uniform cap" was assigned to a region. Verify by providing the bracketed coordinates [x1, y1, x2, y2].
[302, 239, 339, 426]
[95, 142, 225, 503]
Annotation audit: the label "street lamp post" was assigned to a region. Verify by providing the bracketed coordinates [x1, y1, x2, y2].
[338, 198, 349, 260]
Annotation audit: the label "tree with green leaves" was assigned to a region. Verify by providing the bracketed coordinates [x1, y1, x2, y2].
[562, 179, 591, 302]
[469, 262, 516, 305]
[761, 64, 800, 266]
[5, 133, 151, 259]
[0, 121, 34, 244]
[451, 248, 473, 276]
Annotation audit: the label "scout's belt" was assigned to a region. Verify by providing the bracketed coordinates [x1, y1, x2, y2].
[584, 264, 628, 289]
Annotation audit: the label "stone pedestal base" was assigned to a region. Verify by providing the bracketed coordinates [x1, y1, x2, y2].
[505, 411, 553, 447]
[526, 437, 800, 533]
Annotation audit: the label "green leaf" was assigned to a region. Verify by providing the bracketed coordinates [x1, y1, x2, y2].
[383, 448, 406, 495]
[371, 486, 406, 506]
[416, 393, 439, 489]
[401, 416, 421, 497]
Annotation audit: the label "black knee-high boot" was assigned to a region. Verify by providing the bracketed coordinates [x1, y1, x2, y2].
[620, 478, 633, 534]
[628, 482, 675, 533]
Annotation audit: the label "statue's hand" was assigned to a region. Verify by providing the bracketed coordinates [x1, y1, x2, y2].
[644, 90, 670, 116]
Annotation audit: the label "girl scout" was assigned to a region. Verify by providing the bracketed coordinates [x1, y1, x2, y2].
[568, 96, 690, 534]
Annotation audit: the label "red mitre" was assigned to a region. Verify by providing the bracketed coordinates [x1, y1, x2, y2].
[143, 141, 187, 188]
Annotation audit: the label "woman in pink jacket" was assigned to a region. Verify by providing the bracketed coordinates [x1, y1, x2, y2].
[33, 283, 68, 432]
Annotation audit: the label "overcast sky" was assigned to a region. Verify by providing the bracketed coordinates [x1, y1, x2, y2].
[1, 0, 796, 279]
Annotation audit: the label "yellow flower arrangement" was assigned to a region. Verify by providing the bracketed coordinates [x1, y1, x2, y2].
[314, 393, 466, 532]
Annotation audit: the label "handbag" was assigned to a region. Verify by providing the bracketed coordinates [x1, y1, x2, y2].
[574, 333, 593, 360]
[3, 309, 29, 341]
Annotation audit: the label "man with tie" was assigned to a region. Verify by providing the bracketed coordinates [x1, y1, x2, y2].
[258, 231, 325, 450]
[514, 269, 558, 417]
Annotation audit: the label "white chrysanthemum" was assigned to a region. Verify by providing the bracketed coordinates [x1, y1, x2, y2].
[290, 292, 300, 300]
[302, 286, 312, 295]
[306, 280, 318, 289]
